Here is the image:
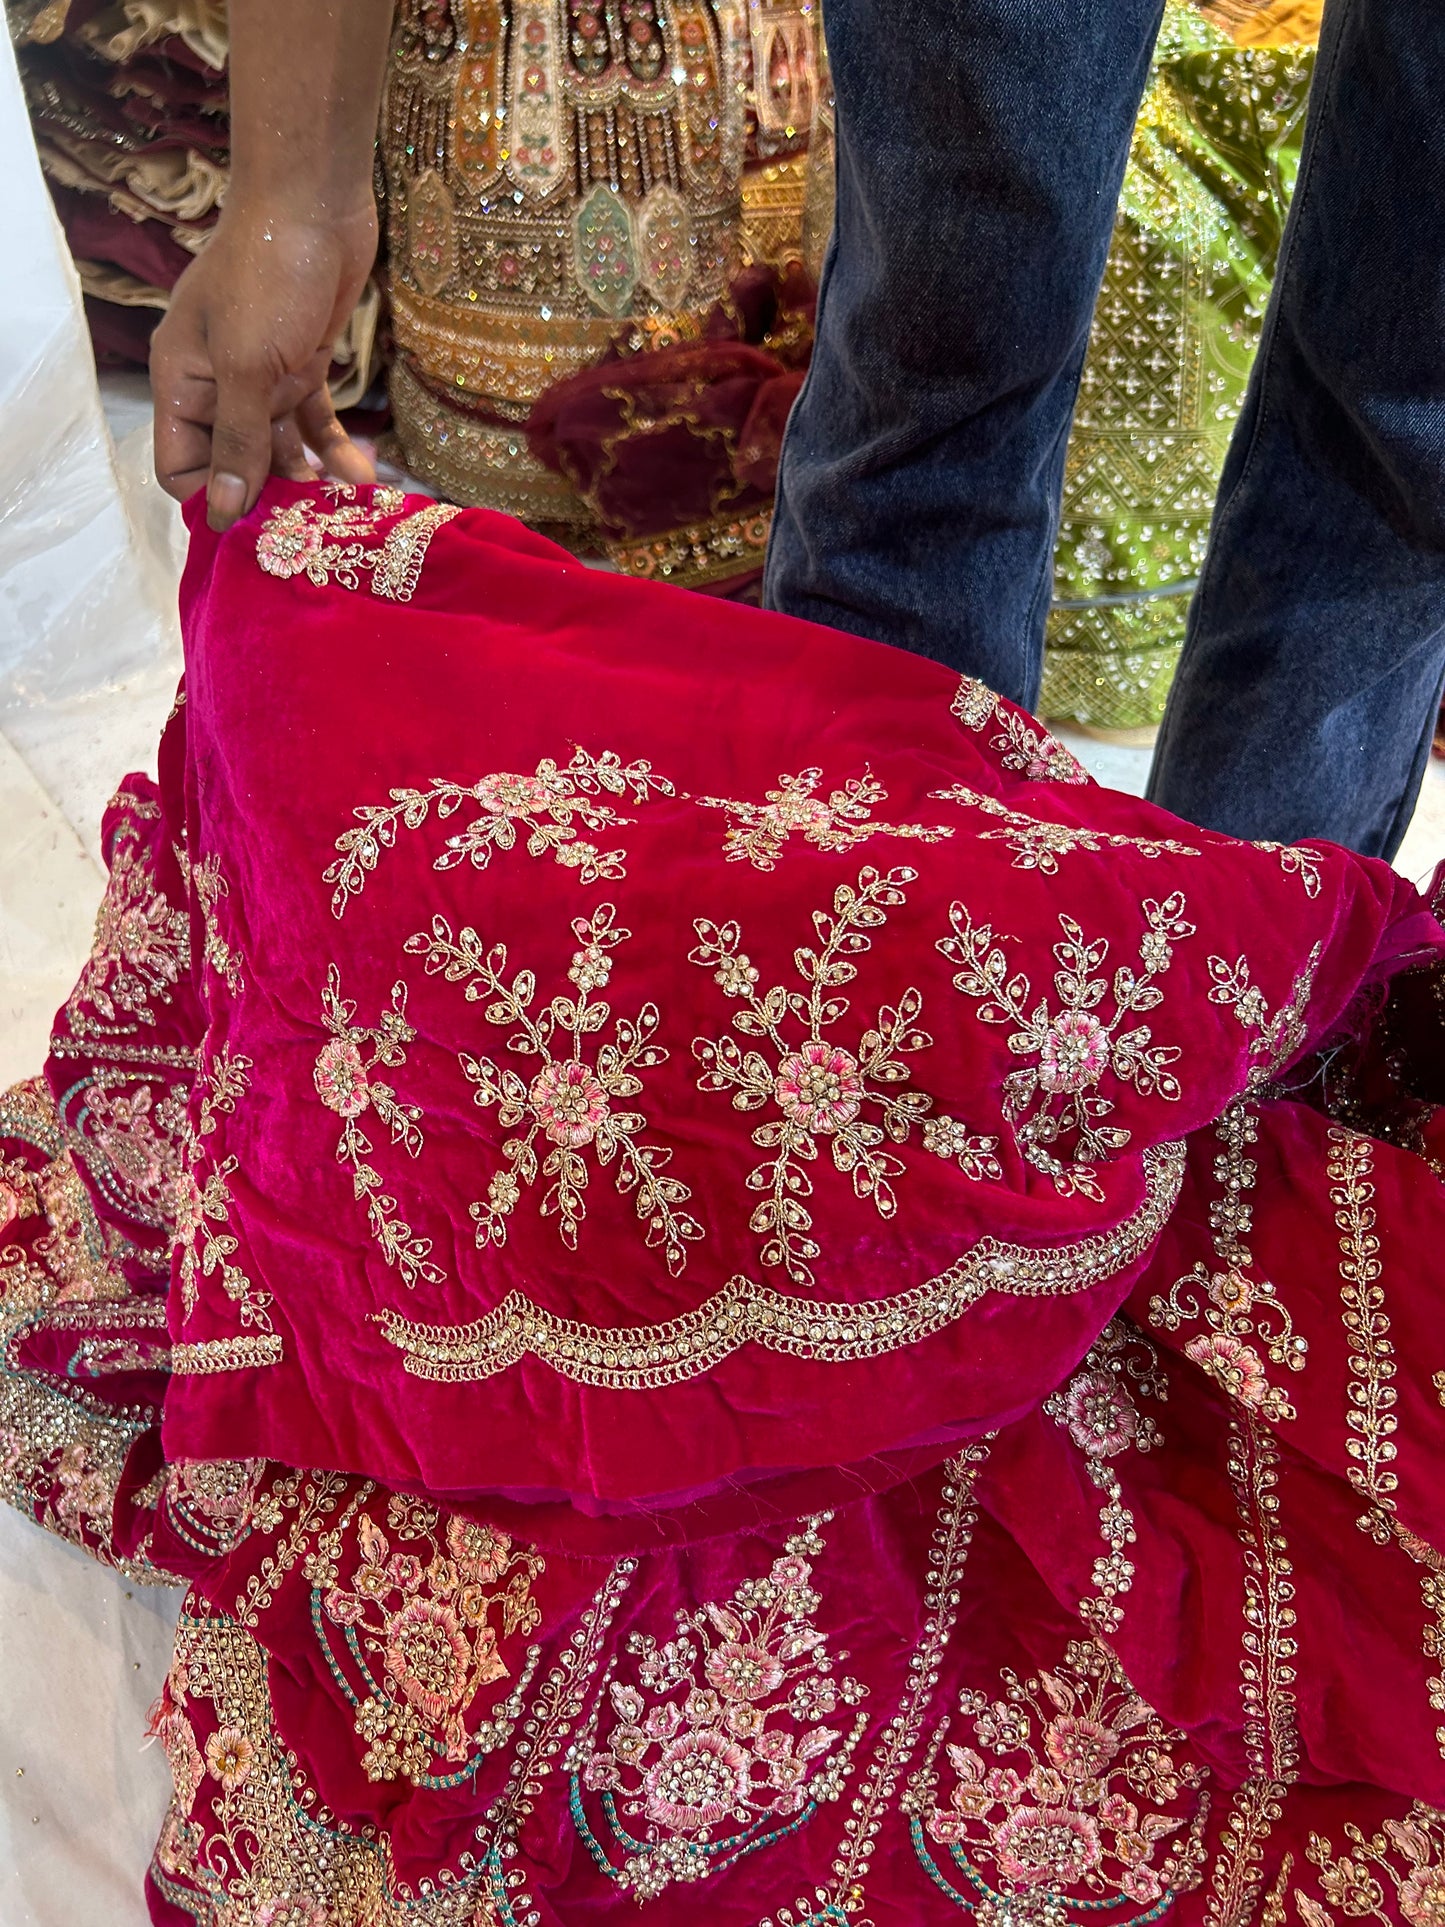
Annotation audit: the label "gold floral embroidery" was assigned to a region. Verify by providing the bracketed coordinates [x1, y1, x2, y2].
[692, 864, 970, 1288]
[326, 746, 674, 918]
[63, 808, 191, 1036]
[255, 485, 462, 601]
[1044, 1320, 1168, 1634]
[952, 676, 1092, 785]
[939, 894, 1193, 1198]
[1299, 1805, 1445, 1927]
[1205, 941, 1323, 1092]
[1205, 1410, 1300, 1927]
[575, 1514, 869, 1900]
[316, 966, 444, 1288]
[1253, 840, 1324, 900]
[175, 1154, 273, 1334]
[908, 1639, 1209, 1914]
[373, 1140, 1185, 1387]
[826, 1444, 992, 1912]
[192, 852, 244, 996]
[1149, 1103, 1306, 1423]
[930, 784, 1199, 874]
[1328, 1127, 1400, 1542]
[307, 1489, 543, 1787]
[695, 766, 953, 872]
[407, 903, 703, 1275]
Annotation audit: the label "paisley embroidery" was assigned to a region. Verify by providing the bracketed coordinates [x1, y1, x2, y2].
[308, 1488, 543, 1788]
[1148, 1103, 1306, 1423]
[951, 677, 1091, 785]
[695, 766, 952, 872]
[255, 485, 462, 601]
[692, 865, 952, 1288]
[325, 746, 674, 918]
[929, 785, 1199, 875]
[939, 894, 1194, 1199]
[574, 1515, 868, 1901]
[317, 967, 444, 1288]
[907, 1639, 1210, 1921]
[407, 903, 704, 1274]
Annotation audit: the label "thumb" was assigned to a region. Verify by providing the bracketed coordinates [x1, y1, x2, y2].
[206, 365, 279, 531]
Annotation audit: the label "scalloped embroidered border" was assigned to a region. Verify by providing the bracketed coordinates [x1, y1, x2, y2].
[374, 1140, 1185, 1388]
[172, 1334, 284, 1375]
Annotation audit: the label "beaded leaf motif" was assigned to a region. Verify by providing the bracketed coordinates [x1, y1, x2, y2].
[939, 894, 1195, 1199]
[692, 864, 992, 1289]
[315, 966, 444, 1289]
[326, 746, 674, 918]
[695, 766, 953, 873]
[951, 677, 1091, 786]
[406, 903, 704, 1275]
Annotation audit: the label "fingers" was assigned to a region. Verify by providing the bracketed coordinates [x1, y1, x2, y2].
[271, 415, 317, 483]
[151, 318, 217, 504]
[296, 385, 376, 486]
[207, 365, 282, 531]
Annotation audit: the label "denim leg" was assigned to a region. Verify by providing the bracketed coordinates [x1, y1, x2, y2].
[1148, 0, 1445, 862]
[764, 0, 1164, 706]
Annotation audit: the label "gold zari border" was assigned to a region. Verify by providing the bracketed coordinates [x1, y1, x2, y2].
[376, 1141, 1186, 1388]
[172, 1334, 284, 1375]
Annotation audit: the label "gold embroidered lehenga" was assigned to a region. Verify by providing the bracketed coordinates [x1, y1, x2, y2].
[3, 478, 1445, 1926]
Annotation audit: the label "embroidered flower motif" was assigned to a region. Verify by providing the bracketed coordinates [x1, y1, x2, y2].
[326, 746, 673, 918]
[643, 1727, 751, 1831]
[1043, 1714, 1119, 1780]
[383, 1598, 473, 1724]
[993, 1805, 1102, 1886]
[1207, 1267, 1255, 1316]
[939, 895, 1193, 1198]
[1037, 1011, 1110, 1095]
[528, 1059, 611, 1147]
[1184, 1331, 1271, 1409]
[410, 903, 703, 1275]
[66, 816, 190, 1032]
[204, 1726, 255, 1792]
[313, 1036, 370, 1117]
[693, 867, 954, 1289]
[1402, 1865, 1445, 1927]
[256, 515, 326, 579]
[918, 1641, 1208, 1915]
[580, 1516, 868, 1899]
[950, 679, 1090, 785]
[696, 766, 952, 872]
[316, 967, 441, 1288]
[316, 1501, 541, 1788]
[446, 1517, 513, 1582]
[1061, 1369, 1138, 1460]
[774, 1044, 865, 1134]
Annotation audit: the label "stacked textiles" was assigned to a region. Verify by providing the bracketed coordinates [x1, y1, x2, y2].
[7, 0, 379, 402]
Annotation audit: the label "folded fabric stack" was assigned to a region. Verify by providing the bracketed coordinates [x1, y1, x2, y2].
[7, 0, 380, 401]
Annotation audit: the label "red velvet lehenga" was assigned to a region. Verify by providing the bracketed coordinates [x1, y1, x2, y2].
[3, 481, 1445, 1927]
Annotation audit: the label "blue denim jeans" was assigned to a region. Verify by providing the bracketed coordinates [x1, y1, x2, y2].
[765, 0, 1445, 862]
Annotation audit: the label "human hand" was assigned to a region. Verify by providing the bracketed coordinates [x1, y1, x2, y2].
[151, 199, 380, 530]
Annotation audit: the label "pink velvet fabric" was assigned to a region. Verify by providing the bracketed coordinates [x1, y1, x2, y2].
[158, 483, 1437, 1527]
[4, 480, 1445, 1927]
